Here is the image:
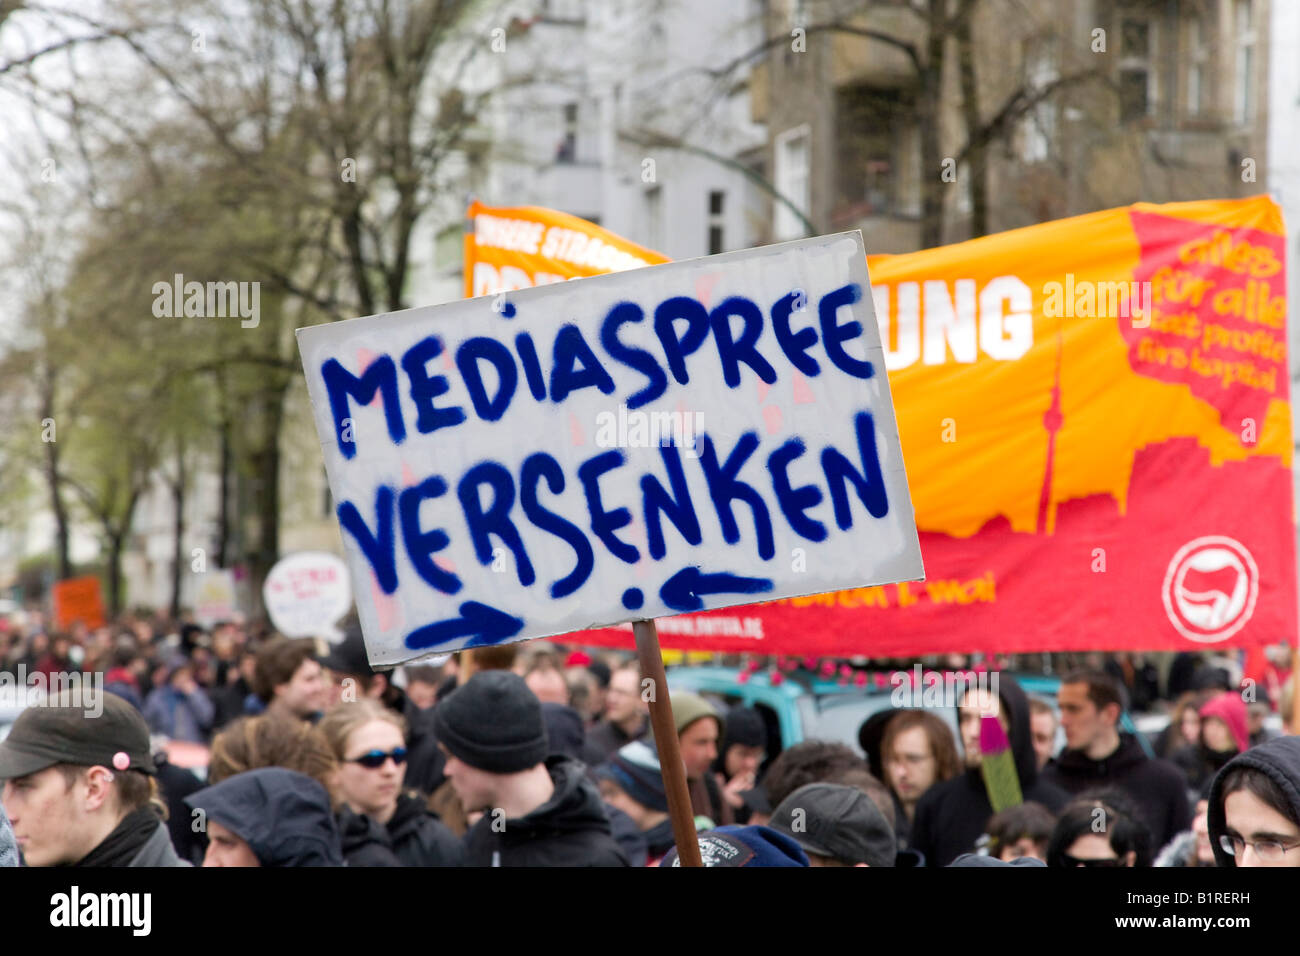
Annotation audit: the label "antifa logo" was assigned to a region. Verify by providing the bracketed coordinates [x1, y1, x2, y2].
[1162, 536, 1259, 643]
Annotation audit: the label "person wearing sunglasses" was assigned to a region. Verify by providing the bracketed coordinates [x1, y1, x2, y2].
[1208, 735, 1300, 867]
[318, 699, 462, 866]
[1046, 789, 1152, 867]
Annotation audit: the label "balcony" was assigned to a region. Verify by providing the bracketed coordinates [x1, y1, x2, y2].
[533, 160, 603, 220]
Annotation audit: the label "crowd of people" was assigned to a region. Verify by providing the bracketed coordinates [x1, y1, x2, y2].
[1, 610, 1298, 868]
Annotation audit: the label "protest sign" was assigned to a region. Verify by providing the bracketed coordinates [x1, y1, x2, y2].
[191, 569, 237, 628]
[262, 552, 352, 641]
[51, 576, 105, 631]
[299, 231, 922, 666]
[506, 196, 1293, 656]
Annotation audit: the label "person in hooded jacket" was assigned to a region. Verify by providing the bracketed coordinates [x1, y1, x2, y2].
[910, 674, 1068, 866]
[1042, 670, 1192, 852]
[433, 670, 628, 866]
[1207, 735, 1300, 867]
[317, 699, 462, 866]
[185, 767, 343, 866]
[142, 655, 215, 744]
[1171, 691, 1249, 792]
[711, 705, 767, 825]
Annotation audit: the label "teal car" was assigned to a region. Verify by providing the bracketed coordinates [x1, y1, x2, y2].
[664, 665, 956, 763]
[663, 666, 1156, 765]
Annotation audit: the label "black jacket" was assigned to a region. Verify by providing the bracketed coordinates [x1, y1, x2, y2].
[461, 756, 629, 866]
[156, 755, 206, 865]
[1208, 735, 1300, 867]
[403, 703, 447, 797]
[1172, 742, 1237, 793]
[604, 803, 648, 867]
[642, 817, 676, 863]
[583, 717, 647, 765]
[338, 792, 463, 867]
[910, 675, 1068, 867]
[211, 676, 253, 733]
[1041, 733, 1192, 852]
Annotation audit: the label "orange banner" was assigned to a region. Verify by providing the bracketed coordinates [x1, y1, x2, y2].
[464, 201, 669, 299]
[465, 198, 1294, 655]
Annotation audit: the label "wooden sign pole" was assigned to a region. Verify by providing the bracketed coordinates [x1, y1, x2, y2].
[633, 618, 703, 867]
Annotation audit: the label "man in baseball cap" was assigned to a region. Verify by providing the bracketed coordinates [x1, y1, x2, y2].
[769, 782, 897, 867]
[0, 692, 187, 866]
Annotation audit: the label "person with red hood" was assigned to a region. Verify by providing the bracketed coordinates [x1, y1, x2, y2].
[1172, 691, 1249, 793]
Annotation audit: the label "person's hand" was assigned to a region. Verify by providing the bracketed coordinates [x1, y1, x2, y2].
[720, 770, 755, 809]
[175, 675, 198, 695]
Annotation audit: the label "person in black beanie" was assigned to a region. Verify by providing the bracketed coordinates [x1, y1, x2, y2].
[596, 739, 675, 865]
[712, 705, 767, 824]
[433, 670, 628, 866]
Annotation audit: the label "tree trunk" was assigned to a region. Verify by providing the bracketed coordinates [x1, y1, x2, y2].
[919, 0, 948, 248]
[107, 529, 125, 618]
[250, 382, 288, 613]
[40, 367, 72, 579]
[955, 10, 988, 238]
[169, 440, 187, 619]
[217, 414, 232, 569]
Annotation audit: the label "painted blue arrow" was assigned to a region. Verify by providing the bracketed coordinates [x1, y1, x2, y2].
[404, 601, 525, 650]
[658, 567, 774, 613]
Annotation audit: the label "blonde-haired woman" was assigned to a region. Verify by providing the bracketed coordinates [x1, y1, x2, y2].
[317, 699, 462, 866]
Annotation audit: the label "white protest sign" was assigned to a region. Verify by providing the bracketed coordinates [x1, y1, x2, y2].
[297, 232, 922, 667]
[262, 551, 352, 641]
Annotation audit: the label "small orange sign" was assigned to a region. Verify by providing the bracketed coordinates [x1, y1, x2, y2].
[52, 576, 106, 631]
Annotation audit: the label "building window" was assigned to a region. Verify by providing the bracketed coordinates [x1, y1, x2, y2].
[1118, 16, 1153, 122]
[645, 185, 662, 250]
[833, 84, 912, 222]
[709, 225, 724, 255]
[774, 125, 810, 241]
[708, 190, 725, 253]
[1187, 17, 1207, 117]
[1235, 0, 1255, 125]
[557, 103, 577, 163]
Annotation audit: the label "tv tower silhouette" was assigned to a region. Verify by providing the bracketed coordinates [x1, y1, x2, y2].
[1036, 310, 1064, 536]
